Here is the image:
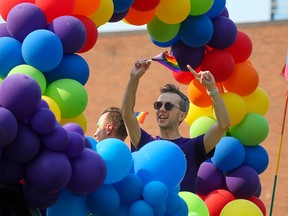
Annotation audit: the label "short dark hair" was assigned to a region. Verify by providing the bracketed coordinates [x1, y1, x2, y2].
[160, 84, 190, 112]
[101, 107, 128, 140]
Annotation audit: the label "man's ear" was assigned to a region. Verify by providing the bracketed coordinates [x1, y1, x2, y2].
[179, 112, 187, 122]
[106, 124, 113, 135]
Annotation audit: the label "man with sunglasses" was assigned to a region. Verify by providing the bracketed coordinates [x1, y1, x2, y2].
[121, 59, 230, 193]
[94, 107, 128, 142]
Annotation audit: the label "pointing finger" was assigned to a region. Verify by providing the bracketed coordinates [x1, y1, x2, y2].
[187, 65, 198, 77]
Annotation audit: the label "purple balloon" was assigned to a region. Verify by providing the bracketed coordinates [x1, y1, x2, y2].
[0, 155, 25, 185]
[48, 16, 86, 54]
[39, 99, 49, 109]
[66, 148, 106, 195]
[195, 161, 226, 196]
[4, 123, 40, 164]
[30, 108, 56, 134]
[22, 183, 60, 209]
[0, 23, 11, 37]
[6, 3, 47, 42]
[208, 16, 238, 49]
[109, 10, 129, 22]
[225, 165, 260, 199]
[41, 125, 69, 151]
[0, 74, 42, 120]
[62, 132, 85, 158]
[62, 122, 84, 137]
[0, 107, 18, 147]
[25, 150, 72, 193]
[171, 40, 205, 71]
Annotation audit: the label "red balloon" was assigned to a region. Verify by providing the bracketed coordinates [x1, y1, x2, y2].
[247, 196, 266, 216]
[75, 15, 98, 53]
[171, 70, 194, 85]
[35, 0, 76, 24]
[0, 0, 34, 20]
[204, 189, 235, 216]
[201, 49, 235, 82]
[131, 0, 161, 12]
[225, 31, 253, 63]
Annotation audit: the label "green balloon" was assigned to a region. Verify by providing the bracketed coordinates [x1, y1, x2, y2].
[8, 64, 47, 94]
[230, 113, 269, 146]
[189, 0, 214, 16]
[147, 16, 181, 42]
[179, 191, 209, 216]
[0, 76, 4, 84]
[44, 79, 88, 118]
[189, 116, 216, 138]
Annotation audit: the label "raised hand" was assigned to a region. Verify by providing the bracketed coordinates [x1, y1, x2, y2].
[186, 65, 216, 92]
[130, 59, 151, 79]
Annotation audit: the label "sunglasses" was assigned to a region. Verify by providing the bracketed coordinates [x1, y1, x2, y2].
[153, 101, 183, 111]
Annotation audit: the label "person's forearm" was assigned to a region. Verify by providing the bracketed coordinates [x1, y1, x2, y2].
[210, 90, 230, 130]
[122, 76, 139, 116]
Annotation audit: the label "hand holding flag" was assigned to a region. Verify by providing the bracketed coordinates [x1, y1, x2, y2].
[151, 51, 181, 72]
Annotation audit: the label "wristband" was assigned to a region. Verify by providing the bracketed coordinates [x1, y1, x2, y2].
[206, 87, 219, 96]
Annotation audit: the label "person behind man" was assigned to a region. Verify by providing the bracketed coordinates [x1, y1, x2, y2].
[94, 107, 128, 142]
[121, 59, 230, 193]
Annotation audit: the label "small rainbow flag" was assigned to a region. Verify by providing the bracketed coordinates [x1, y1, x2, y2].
[151, 51, 180, 72]
[281, 51, 288, 81]
[135, 111, 149, 124]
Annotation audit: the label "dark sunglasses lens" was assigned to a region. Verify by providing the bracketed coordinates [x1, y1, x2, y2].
[154, 102, 162, 110]
[164, 102, 174, 111]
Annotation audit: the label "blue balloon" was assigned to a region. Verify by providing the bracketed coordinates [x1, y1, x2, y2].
[211, 136, 245, 171]
[149, 34, 180, 48]
[143, 181, 168, 206]
[47, 189, 88, 216]
[22, 29, 63, 72]
[129, 200, 153, 216]
[87, 184, 120, 215]
[96, 138, 133, 184]
[133, 140, 186, 189]
[112, 0, 134, 13]
[44, 54, 89, 85]
[179, 15, 213, 48]
[0, 37, 24, 76]
[164, 191, 183, 215]
[243, 145, 269, 174]
[85, 136, 98, 151]
[205, 0, 226, 19]
[113, 173, 143, 204]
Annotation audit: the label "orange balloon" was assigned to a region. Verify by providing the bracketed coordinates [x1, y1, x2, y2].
[187, 79, 224, 107]
[124, 7, 156, 26]
[73, 0, 101, 16]
[223, 62, 259, 96]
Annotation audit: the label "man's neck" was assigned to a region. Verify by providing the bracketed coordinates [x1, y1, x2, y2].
[159, 128, 182, 140]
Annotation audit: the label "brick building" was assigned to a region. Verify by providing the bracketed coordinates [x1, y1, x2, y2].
[81, 20, 288, 215]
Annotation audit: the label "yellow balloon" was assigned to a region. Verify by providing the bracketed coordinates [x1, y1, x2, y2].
[156, 0, 191, 24]
[42, 95, 61, 121]
[220, 199, 263, 216]
[185, 102, 213, 126]
[60, 113, 87, 133]
[215, 92, 246, 126]
[242, 87, 270, 115]
[89, 0, 114, 27]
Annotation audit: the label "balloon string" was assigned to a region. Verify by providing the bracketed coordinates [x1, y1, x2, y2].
[269, 90, 288, 216]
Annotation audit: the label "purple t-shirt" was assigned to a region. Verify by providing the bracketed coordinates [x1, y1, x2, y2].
[131, 129, 213, 193]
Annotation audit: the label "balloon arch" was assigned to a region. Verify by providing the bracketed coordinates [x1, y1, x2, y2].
[0, 0, 269, 215]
